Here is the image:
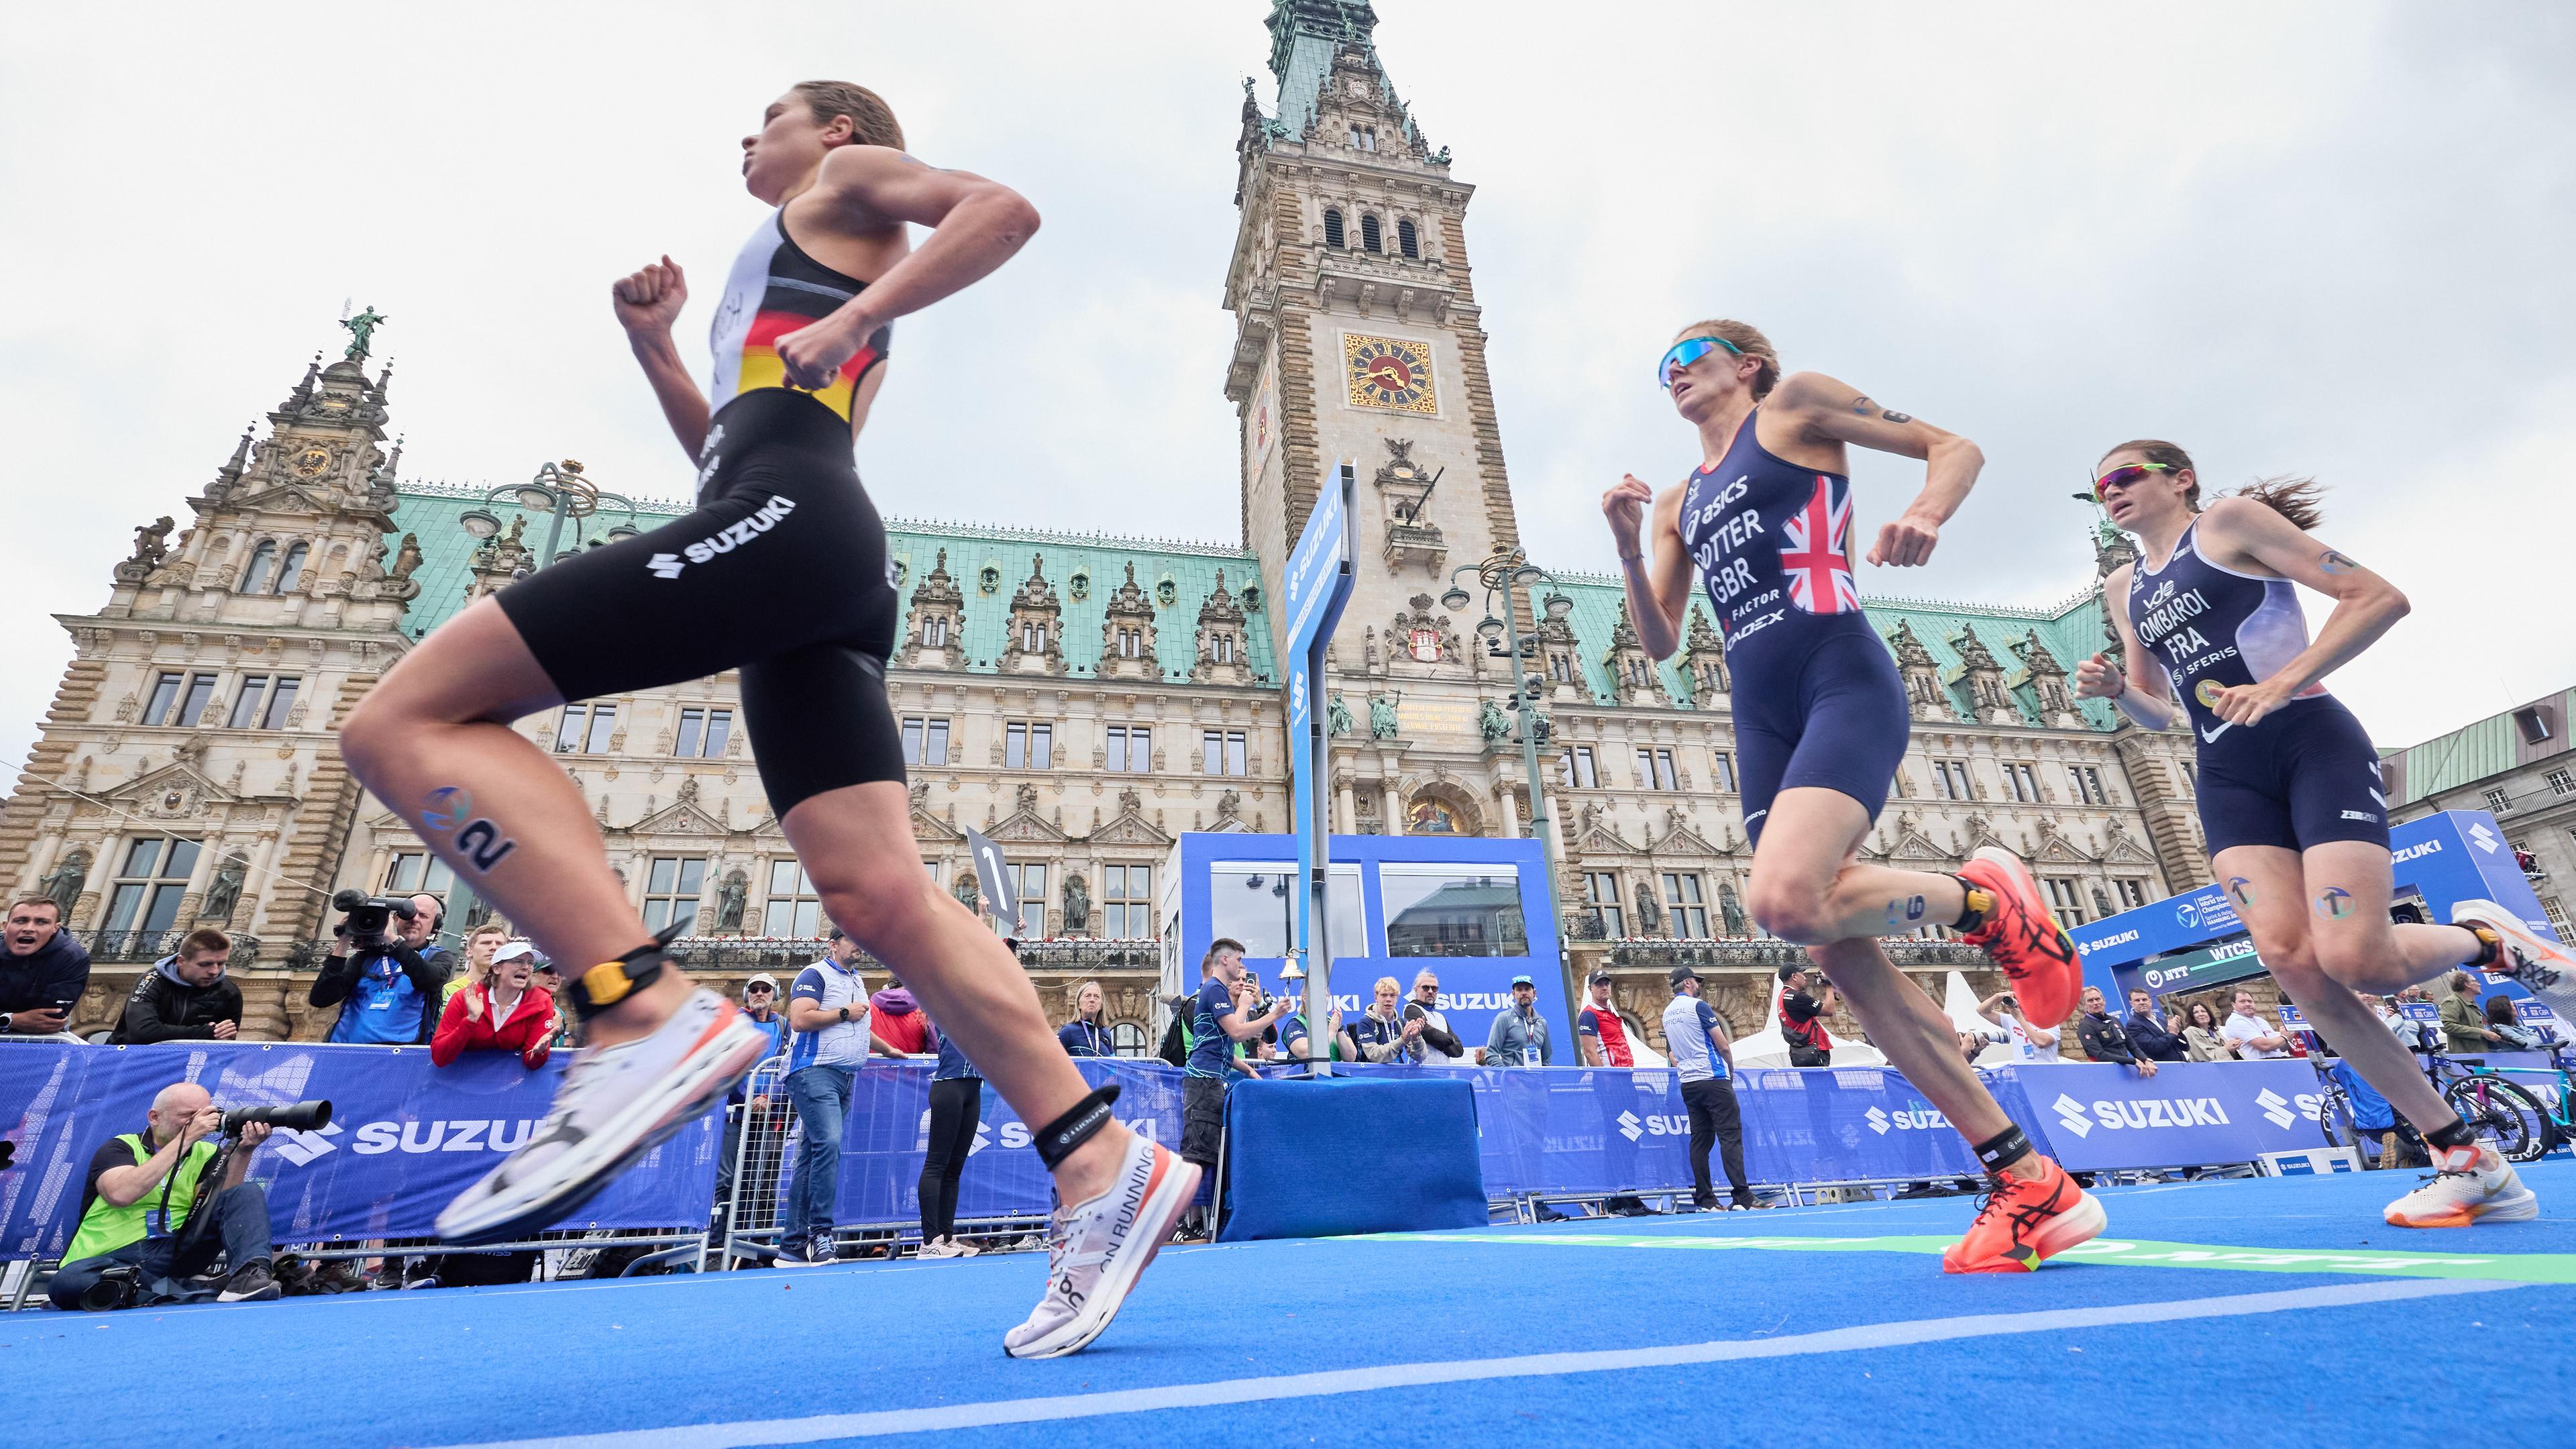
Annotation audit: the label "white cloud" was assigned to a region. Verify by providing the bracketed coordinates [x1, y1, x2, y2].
[3, 1, 2571, 780]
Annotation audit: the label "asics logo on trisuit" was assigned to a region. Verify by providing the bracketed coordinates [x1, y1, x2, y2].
[644, 496, 799, 580]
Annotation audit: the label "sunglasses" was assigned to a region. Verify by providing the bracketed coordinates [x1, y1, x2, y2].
[2092, 461, 2182, 500]
[1658, 335, 1743, 390]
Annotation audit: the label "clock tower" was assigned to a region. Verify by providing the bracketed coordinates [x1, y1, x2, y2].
[1225, 0, 1536, 840]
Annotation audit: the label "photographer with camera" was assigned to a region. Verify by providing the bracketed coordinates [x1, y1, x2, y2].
[1, 896, 91, 1038]
[109, 928, 244, 1044]
[47, 1082, 309, 1309]
[309, 891, 453, 1046]
[1778, 963, 1839, 1068]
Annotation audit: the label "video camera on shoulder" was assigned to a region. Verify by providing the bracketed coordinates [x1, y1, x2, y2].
[331, 888, 417, 942]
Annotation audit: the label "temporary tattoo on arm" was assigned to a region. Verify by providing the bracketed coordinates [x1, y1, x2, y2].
[2319, 549, 2359, 575]
[2226, 875, 2255, 908]
[1850, 394, 1876, 416]
[2314, 885, 2355, 920]
[1880, 410, 1913, 424]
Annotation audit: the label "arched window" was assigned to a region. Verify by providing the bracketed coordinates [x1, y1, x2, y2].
[1360, 214, 1383, 252]
[1322, 208, 1345, 248]
[1214, 633, 1235, 664]
[1397, 219, 1419, 259]
[925, 615, 949, 649]
[1022, 621, 1044, 653]
[274, 542, 309, 594]
[239, 541, 278, 595]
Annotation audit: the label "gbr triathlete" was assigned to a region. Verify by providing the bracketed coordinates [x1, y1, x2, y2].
[1604, 321, 2101, 1273]
[2079, 440, 2576, 1228]
[338, 82, 1191, 1358]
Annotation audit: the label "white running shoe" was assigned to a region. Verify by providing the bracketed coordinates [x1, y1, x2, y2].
[2384, 1143, 2539, 1228]
[435, 987, 768, 1244]
[952, 1236, 981, 1258]
[2451, 900, 2576, 1019]
[1001, 1132, 1199, 1359]
[917, 1237, 963, 1259]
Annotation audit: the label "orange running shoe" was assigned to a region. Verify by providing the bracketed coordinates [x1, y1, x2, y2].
[1941, 1155, 2106, 1273]
[1957, 845, 2083, 1026]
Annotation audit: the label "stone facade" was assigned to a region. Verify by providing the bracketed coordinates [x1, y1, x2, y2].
[2386, 688, 2576, 938]
[1, 1, 2216, 1052]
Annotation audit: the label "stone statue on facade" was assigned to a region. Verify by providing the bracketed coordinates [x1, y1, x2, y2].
[715, 869, 749, 933]
[390, 532, 424, 582]
[203, 854, 247, 924]
[129, 517, 174, 568]
[40, 849, 89, 916]
[1719, 883, 1748, 936]
[1062, 872, 1089, 934]
[951, 868, 980, 912]
[1368, 693, 1401, 740]
[1633, 880, 1664, 934]
[1327, 694, 1353, 737]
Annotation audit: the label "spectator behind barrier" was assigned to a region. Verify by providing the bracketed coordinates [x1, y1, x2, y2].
[109, 928, 244, 1044]
[430, 941, 557, 1069]
[441, 923, 511, 1006]
[1404, 969, 1469, 1065]
[1232, 973, 1277, 1067]
[872, 967, 935, 1056]
[2222, 989, 2290, 1061]
[48, 1081, 280, 1309]
[1576, 969, 1635, 1067]
[2122, 988, 2187, 1063]
[1777, 963, 1836, 1067]
[2178, 1000, 2234, 1061]
[2484, 994, 2544, 1051]
[1348, 975, 1421, 1063]
[1058, 979, 1112, 1058]
[309, 894, 453, 1046]
[1976, 988, 2060, 1062]
[1485, 974, 1552, 1067]
[714, 974, 790, 1231]
[1180, 938, 1286, 1239]
[2074, 986, 2157, 1078]
[2440, 971, 2502, 1052]
[1, 896, 90, 1038]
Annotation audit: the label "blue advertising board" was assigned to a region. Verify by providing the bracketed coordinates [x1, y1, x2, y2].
[2075, 810, 2562, 1006]
[1167, 831, 1568, 1058]
[1283, 461, 1357, 1054]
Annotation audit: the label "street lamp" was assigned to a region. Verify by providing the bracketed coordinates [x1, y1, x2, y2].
[457, 460, 641, 576]
[1445, 548, 1579, 1016]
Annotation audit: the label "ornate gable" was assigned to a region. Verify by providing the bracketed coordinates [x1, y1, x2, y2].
[1190, 570, 1254, 685]
[988, 782, 1066, 845]
[1880, 812, 1953, 864]
[1096, 563, 1160, 681]
[900, 547, 968, 669]
[1089, 786, 1172, 847]
[1602, 599, 1670, 706]
[1001, 554, 1066, 676]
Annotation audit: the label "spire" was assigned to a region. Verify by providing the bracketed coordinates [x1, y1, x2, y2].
[211, 423, 253, 494]
[281, 352, 321, 411]
[1265, 0, 1387, 141]
[370, 360, 394, 405]
[372, 434, 405, 488]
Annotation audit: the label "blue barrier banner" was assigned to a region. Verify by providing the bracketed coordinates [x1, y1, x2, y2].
[1738, 1067, 1990, 1183]
[1999, 1060, 2328, 1171]
[775, 1059, 1204, 1230]
[1219, 1077, 1485, 1240]
[0, 1042, 718, 1260]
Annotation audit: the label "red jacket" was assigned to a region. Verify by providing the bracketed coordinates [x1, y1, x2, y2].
[431, 981, 558, 1069]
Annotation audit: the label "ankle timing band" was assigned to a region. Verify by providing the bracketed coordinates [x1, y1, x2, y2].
[1973, 1124, 2032, 1172]
[2426, 1118, 2481, 1152]
[1949, 876, 1992, 933]
[2463, 926, 2503, 969]
[1034, 1083, 1121, 1170]
[568, 922, 687, 1020]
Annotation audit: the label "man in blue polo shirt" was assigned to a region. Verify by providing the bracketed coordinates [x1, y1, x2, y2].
[1181, 938, 1287, 1238]
[779, 928, 883, 1266]
[1662, 965, 1752, 1211]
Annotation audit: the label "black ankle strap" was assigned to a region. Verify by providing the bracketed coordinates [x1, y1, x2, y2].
[568, 918, 690, 1020]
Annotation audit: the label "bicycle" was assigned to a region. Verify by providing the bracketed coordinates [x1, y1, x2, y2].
[2310, 1041, 2555, 1165]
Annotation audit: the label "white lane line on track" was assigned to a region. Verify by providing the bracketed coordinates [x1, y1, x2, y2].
[420, 1277, 2518, 1448]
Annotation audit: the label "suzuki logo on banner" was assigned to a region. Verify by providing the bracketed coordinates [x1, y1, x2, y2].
[1617, 1110, 1644, 1142]
[1616, 1111, 1687, 1142]
[2469, 822, 2500, 855]
[1866, 1106, 1949, 1135]
[347, 1120, 538, 1156]
[268, 1122, 343, 1167]
[2255, 1088, 2297, 1129]
[2052, 1093, 2094, 1138]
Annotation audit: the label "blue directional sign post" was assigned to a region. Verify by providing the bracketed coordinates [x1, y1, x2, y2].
[1285, 460, 1357, 1075]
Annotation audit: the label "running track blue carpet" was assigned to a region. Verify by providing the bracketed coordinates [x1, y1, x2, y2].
[11, 1162, 2574, 1448]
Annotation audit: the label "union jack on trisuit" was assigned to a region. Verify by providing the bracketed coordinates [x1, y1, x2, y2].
[1779, 475, 1859, 614]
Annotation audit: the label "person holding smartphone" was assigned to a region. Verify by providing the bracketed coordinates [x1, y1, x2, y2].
[1, 896, 91, 1037]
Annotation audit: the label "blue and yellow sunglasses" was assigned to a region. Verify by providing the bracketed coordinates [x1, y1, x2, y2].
[1658, 335, 1742, 390]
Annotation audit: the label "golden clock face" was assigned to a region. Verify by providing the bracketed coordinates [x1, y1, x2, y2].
[1344, 333, 1437, 414]
[291, 446, 332, 476]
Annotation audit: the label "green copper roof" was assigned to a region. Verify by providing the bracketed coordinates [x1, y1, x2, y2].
[2383, 690, 2574, 806]
[1262, 0, 1414, 148]
[1520, 572, 2123, 732]
[386, 486, 1279, 686]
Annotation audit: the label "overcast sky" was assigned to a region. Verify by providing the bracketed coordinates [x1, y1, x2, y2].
[4, 2, 2572, 784]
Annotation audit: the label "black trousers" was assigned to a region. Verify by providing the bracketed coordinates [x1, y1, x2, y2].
[1682, 1076, 1751, 1206]
[918, 1077, 983, 1242]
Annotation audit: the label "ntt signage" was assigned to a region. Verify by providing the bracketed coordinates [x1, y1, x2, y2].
[2074, 810, 2563, 1008]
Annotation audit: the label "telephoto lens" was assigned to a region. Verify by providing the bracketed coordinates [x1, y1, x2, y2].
[79, 1264, 141, 1312]
[220, 1099, 333, 1135]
